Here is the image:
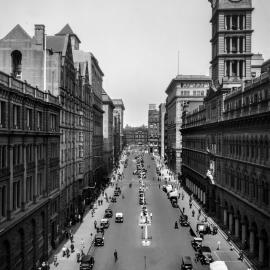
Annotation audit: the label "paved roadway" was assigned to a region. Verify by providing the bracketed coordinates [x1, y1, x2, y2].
[92, 152, 209, 270]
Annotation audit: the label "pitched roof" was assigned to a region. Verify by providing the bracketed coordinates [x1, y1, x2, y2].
[1, 24, 32, 41]
[56, 24, 81, 43]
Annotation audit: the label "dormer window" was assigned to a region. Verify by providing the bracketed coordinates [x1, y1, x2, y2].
[11, 50, 22, 79]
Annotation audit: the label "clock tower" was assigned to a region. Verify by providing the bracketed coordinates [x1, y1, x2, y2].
[208, 0, 254, 88]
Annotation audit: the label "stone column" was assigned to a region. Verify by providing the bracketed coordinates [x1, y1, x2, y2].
[22, 144, 27, 211]
[259, 237, 265, 264]
[8, 145, 14, 220]
[237, 15, 240, 29]
[224, 209, 227, 226]
[230, 61, 233, 77]
[201, 190, 203, 203]
[243, 38, 246, 52]
[249, 229, 255, 254]
[230, 38, 233, 53]
[229, 212, 233, 232]
[243, 15, 246, 29]
[203, 192, 206, 205]
[241, 223, 247, 245]
[235, 217, 239, 238]
[243, 61, 246, 77]
[224, 60, 227, 76]
[34, 143, 38, 203]
[237, 37, 240, 53]
[237, 61, 240, 77]
[230, 16, 233, 30]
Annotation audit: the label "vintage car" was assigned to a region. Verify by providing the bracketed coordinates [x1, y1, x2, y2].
[115, 212, 124, 223]
[199, 246, 214, 265]
[100, 218, 110, 229]
[104, 208, 113, 218]
[80, 255, 95, 270]
[114, 190, 119, 196]
[179, 215, 189, 226]
[111, 196, 117, 203]
[191, 237, 203, 251]
[180, 256, 193, 270]
[95, 223, 104, 234]
[94, 233, 104, 246]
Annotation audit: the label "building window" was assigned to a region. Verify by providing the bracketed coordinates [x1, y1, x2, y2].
[37, 111, 42, 130]
[79, 146, 83, 158]
[50, 114, 57, 131]
[11, 50, 22, 79]
[0, 145, 7, 168]
[0, 101, 6, 128]
[13, 180, 21, 210]
[262, 181, 269, 205]
[0, 185, 7, 218]
[26, 108, 33, 129]
[26, 176, 33, 203]
[13, 104, 21, 128]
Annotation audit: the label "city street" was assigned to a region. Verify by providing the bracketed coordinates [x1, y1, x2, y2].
[49, 151, 252, 270]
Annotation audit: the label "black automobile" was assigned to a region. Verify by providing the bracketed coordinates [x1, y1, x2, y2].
[80, 255, 95, 270]
[94, 233, 104, 246]
[104, 208, 113, 218]
[96, 223, 104, 234]
[180, 256, 193, 270]
[111, 196, 117, 203]
[180, 215, 189, 226]
[191, 237, 203, 251]
[198, 246, 214, 265]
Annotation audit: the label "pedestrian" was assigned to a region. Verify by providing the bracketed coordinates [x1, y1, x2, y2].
[53, 255, 58, 266]
[192, 209, 195, 217]
[70, 233, 73, 242]
[239, 249, 244, 261]
[94, 220, 97, 229]
[78, 214, 81, 223]
[217, 241, 221, 250]
[183, 207, 185, 213]
[80, 238, 85, 253]
[159, 184, 160, 189]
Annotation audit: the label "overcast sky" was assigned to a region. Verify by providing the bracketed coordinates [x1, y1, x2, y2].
[0, 0, 269, 126]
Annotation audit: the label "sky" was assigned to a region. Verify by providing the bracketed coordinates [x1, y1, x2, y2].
[0, 0, 269, 126]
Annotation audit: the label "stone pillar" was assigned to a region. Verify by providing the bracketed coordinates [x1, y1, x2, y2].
[243, 15, 246, 29]
[241, 223, 247, 245]
[237, 37, 240, 53]
[8, 145, 14, 220]
[237, 15, 240, 29]
[224, 61, 227, 76]
[230, 61, 233, 77]
[249, 230, 255, 253]
[22, 144, 27, 211]
[243, 61, 246, 77]
[229, 212, 233, 232]
[237, 61, 240, 77]
[230, 38, 233, 53]
[201, 190, 203, 203]
[259, 238, 265, 264]
[243, 38, 246, 52]
[224, 209, 227, 226]
[203, 192, 206, 205]
[230, 16, 233, 30]
[34, 143, 38, 203]
[235, 218, 239, 238]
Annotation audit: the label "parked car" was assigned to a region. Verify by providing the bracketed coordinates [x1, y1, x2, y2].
[180, 256, 193, 270]
[191, 237, 203, 251]
[180, 215, 189, 226]
[104, 208, 113, 218]
[114, 190, 119, 196]
[95, 223, 104, 234]
[100, 218, 110, 229]
[94, 233, 104, 246]
[115, 212, 124, 223]
[199, 246, 214, 265]
[80, 255, 95, 270]
[111, 196, 117, 203]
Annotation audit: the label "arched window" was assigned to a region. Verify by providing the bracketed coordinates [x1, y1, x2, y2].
[11, 50, 22, 79]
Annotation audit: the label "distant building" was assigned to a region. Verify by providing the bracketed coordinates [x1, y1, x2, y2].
[112, 99, 125, 151]
[113, 112, 121, 166]
[251, 53, 264, 78]
[0, 71, 60, 270]
[158, 103, 166, 158]
[165, 75, 211, 174]
[148, 104, 159, 153]
[123, 125, 148, 146]
[102, 89, 114, 176]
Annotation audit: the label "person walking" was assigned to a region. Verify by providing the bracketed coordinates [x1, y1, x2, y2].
[94, 220, 97, 229]
[114, 249, 118, 262]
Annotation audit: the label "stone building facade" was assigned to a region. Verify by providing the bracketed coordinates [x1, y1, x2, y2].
[181, 1, 270, 268]
[158, 103, 166, 158]
[0, 24, 94, 249]
[102, 89, 114, 176]
[148, 104, 159, 153]
[165, 75, 211, 174]
[113, 113, 121, 166]
[123, 125, 148, 146]
[182, 67, 270, 268]
[0, 71, 60, 270]
[112, 99, 125, 152]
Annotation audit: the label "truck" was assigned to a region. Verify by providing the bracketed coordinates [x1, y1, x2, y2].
[169, 190, 179, 208]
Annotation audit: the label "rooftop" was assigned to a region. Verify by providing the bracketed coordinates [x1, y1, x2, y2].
[112, 99, 125, 110]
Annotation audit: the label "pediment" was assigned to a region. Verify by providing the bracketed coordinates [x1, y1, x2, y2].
[2, 24, 32, 41]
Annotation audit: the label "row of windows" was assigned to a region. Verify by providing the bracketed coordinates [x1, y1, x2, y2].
[222, 166, 269, 206]
[0, 101, 58, 131]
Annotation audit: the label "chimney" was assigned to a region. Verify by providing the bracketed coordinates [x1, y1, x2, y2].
[35, 24, 45, 49]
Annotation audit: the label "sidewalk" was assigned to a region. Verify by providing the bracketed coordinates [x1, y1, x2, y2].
[176, 185, 254, 270]
[48, 154, 127, 270]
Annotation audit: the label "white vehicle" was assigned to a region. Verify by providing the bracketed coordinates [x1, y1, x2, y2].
[168, 189, 178, 198]
[165, 185, 173, 194]
[115, 212, 124, 223]
[210, 261, 228, 270]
